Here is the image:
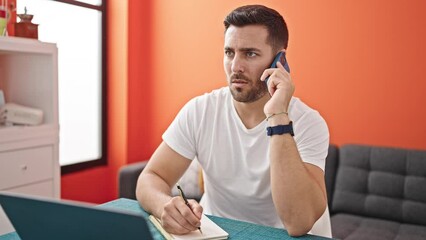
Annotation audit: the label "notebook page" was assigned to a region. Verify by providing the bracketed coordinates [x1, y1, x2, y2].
[149, 214, 228, 240]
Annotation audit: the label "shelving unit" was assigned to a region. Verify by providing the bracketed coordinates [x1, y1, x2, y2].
[0, 36, 60, 235]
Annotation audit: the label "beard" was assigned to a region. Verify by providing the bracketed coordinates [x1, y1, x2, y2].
[229, 73, 268, 103]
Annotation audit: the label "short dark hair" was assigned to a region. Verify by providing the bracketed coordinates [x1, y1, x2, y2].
[224, 5, 289, 51]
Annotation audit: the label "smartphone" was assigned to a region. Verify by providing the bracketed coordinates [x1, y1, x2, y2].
[265, 51, 290, 86]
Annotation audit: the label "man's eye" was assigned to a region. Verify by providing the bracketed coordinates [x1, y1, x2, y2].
[247, 52, 257, 57]
[225, 51, 234, 57]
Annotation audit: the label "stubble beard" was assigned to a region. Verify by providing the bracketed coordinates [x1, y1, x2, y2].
[229, 73, 268, 103]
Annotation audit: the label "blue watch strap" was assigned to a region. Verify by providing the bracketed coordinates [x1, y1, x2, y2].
[266, 121, 294, 136]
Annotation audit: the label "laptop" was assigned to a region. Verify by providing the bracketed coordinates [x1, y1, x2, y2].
[0, 192, 153, 240]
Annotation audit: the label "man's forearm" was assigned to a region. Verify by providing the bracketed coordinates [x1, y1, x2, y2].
[268, 118, 326, 236]
[270, 135, 326, 235]
[136, 171, 173, 218]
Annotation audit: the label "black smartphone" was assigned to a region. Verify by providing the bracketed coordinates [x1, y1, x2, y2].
[265, 51, 290, 86]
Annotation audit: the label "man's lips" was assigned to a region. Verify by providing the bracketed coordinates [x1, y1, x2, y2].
[230, 74, 250, 87]
[231, 79, 248, 84]
[231, 80, 249, 88]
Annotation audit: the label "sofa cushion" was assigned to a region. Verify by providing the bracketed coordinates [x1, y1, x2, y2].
[331, 213, 426, 240]
[332, 144, 426, 225]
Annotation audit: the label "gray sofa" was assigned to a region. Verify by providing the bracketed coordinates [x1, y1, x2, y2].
[329, 144, 426, 240]
[119, 144, 426, 239]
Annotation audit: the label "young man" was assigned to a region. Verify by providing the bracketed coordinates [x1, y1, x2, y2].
[136, 5, 331, 238]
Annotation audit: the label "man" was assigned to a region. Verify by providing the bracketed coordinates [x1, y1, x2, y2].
[137, 5, 331, 238]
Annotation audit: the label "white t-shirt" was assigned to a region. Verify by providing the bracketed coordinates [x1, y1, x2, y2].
[163, 87, 331, 237]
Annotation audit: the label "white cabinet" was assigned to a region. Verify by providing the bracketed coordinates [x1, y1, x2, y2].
[0, 37, 60, 235]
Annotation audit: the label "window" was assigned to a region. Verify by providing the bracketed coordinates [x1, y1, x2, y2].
[17, 0, 106, 173]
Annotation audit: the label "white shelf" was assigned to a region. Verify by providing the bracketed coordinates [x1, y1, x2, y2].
[0, 36, 57, 55]
[0, 124, 59, 143]
[0, 37, 58, 125]
[0, 37, 60, 235]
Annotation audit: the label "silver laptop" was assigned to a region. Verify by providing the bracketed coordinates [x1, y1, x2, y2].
[0, 192, 153, 240]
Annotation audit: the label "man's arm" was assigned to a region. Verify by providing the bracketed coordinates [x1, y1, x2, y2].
[268, 115, 327, 236]
[136, 141, 203, 235]
[261, 61, 327, 236]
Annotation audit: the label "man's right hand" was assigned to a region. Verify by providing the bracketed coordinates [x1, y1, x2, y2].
[136, 142, 202, 234]
[160, 196, 203, 235]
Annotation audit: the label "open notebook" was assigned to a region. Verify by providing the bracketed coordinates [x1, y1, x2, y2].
[149, 214, 228, 240]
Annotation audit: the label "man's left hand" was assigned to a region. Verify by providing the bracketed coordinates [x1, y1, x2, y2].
[261, 61, 295, 116]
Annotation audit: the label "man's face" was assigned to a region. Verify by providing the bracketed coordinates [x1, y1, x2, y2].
[224, 25, 274, 103]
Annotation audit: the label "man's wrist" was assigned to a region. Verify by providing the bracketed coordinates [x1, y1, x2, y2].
[267, 114, 291, 126]
[266, 121, 294, 136]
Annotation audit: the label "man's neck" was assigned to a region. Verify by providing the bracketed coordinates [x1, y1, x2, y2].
[233, 94, 271, 129]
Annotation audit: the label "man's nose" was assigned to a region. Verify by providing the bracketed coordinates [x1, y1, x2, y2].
[231, 55, 245, 73]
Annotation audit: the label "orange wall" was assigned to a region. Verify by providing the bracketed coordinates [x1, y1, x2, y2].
[61, 0, 426, 203]
[150, 0, 426, 150]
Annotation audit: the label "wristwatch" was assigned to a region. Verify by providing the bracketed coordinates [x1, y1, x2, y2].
[266, 121, 294, 136]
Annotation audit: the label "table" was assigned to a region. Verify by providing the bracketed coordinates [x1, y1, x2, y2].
[0, 198, 332, 239]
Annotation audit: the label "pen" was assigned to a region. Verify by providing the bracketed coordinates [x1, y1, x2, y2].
[176, 183, 203, 234]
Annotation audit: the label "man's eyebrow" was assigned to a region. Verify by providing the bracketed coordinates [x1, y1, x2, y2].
[224, 47, 261, 52]
[240, 47, 261, 52]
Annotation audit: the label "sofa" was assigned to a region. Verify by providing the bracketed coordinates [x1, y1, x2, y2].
[119, 144, 426, 239]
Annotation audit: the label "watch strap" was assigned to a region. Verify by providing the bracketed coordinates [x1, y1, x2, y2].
[266, 121, 294, 136]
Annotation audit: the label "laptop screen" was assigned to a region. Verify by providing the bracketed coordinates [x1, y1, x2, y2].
[0, 192, 153, 240]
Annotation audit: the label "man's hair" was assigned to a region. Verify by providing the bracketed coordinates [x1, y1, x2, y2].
[224, 5, 289, 51]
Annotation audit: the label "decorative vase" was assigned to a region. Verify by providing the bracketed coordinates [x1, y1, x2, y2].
[14, 8, 38, 39]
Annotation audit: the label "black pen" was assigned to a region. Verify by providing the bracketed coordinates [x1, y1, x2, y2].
[176, 183, 203, 234]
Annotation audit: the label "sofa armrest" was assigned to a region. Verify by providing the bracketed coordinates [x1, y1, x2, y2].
[118, 161, 148, 200]
[325, 144, 338, 211]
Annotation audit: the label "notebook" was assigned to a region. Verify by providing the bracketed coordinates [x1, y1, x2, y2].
[0, 192, 154, 240]
[149, 214, 228, 240]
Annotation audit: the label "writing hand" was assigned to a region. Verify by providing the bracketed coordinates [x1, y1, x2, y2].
[160, 196, 203, 235]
